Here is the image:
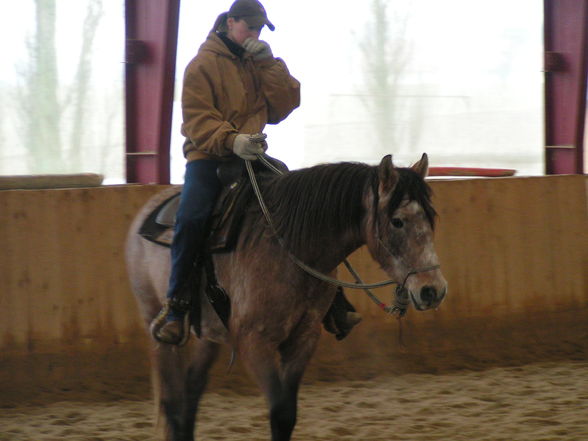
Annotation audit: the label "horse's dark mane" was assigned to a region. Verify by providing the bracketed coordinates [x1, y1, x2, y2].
[254, 161, 436, 255]
[259, 162, 375, 255]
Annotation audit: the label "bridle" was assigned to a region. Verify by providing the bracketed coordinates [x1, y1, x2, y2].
[245, 155, 440, 317]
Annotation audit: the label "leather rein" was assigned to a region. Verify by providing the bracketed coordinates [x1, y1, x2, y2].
[245, 155, 440, 316]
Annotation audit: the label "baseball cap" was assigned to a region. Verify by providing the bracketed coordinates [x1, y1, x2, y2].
[228, 0, 275, 31]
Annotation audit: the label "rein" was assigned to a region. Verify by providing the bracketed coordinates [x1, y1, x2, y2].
[246, 155, 440, 316]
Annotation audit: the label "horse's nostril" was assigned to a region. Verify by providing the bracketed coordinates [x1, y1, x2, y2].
[420, 286, 436, 305]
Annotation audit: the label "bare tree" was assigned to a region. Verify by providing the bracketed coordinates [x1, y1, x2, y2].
[359, 0, 422, 155]
[68, 0, 104, 171]
[15, 0, 104, 175]
[17, 0, 63, 173]
[97, 87, 123, 177]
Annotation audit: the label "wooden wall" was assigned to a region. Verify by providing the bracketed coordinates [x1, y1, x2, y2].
[0, 185, 166, 354]
[0, 176, 586, 357]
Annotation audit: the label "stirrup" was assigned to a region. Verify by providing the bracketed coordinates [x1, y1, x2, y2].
[150, 302, 191, 346]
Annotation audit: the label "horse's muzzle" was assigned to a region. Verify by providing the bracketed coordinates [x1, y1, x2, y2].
[411, 285, 447, 311]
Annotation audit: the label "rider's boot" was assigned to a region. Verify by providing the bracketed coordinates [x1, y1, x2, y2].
[150, 260, 203, 346]
[323, 287, 362, 340]
[150, 294, 193, 346]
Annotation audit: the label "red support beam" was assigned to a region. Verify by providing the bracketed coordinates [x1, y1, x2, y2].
[125, 0, 181, 184]
[544, 0, 588, 174]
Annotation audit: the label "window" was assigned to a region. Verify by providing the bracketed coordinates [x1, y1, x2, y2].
[0, 0, 125, 183]
[172, 0, 543, 182]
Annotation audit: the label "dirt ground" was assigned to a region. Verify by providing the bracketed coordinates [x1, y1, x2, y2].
[1, 360, 588, 441]
[1, 311, 588, 441]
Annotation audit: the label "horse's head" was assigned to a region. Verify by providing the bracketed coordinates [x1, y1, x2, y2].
[365, 153, 447, 312]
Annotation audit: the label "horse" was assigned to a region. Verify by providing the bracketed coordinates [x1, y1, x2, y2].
[125, 153, 447, 441]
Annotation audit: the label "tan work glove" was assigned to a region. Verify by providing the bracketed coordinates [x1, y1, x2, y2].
[232, 133, 268, 160]
[243, 38, 273, 60]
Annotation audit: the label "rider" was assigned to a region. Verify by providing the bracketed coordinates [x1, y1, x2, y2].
[151, 0, 360, 345]
[151, 0, 300, 344]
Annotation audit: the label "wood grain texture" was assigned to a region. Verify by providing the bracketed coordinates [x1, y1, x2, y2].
[0, 176, 586, 355]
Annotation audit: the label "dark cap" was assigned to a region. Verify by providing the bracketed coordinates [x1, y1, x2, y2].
[228, 0, 275, 31]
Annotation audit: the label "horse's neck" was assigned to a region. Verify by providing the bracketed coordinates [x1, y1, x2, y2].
[303, 245, 356, 282]
[259, 163, 371, 271]
[295, 217, 365, 274]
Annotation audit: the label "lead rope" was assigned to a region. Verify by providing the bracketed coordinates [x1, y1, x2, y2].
[248, 155, 439, 320]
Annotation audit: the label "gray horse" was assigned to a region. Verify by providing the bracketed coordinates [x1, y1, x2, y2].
[125, 154, 447, 441]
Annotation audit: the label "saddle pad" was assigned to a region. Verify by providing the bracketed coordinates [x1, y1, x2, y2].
[155, 194, 180, 227]
[138, 191, 181, 248]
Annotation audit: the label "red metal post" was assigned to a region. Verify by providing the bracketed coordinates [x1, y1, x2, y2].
[544, 0, 588, 174]
[125, 0, 181, 184]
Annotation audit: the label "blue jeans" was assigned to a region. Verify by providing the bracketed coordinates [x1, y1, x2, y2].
[166, 160, 222, 317]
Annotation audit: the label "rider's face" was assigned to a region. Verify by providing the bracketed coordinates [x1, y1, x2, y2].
[227, 17, 262, 45]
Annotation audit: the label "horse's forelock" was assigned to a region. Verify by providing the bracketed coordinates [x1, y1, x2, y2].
[386, 168, 436, 229]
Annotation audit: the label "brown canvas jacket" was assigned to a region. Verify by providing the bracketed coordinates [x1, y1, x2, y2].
[181, 32, 301, 161]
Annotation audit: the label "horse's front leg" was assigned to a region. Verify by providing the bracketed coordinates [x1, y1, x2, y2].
[155, 338, 219, 441]
[183, 339, 220, 439]
[240, 323, 322, 441]
[240, 341, 297, 441]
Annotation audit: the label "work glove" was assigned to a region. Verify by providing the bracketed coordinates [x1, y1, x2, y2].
[232, 133, 268, 160]
[243, 38, 273, 60]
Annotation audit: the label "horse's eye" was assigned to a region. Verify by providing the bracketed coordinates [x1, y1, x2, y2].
[391, 218, 404, 229]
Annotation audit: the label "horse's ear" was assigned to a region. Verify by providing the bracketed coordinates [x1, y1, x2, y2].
[378, 154, 399, 193]
[411, 153, 429, 178]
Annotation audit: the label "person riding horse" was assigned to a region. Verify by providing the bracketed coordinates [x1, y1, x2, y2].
[151, 0, 361, 345]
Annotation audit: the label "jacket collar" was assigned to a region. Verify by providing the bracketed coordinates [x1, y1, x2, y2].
[217, 32, 246, 58]
[202, 32, 246, 59]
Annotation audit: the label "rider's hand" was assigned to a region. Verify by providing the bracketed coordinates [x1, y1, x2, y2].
[243, 38, 273, 60]
[232, 133, 267, 160]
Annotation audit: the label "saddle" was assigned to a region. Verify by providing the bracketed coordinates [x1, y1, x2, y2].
[139, 156, 288, 251]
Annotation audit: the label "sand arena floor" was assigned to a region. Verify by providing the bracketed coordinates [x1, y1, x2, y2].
[2, 312, 588, 441]
[1, 359, 588, 441]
